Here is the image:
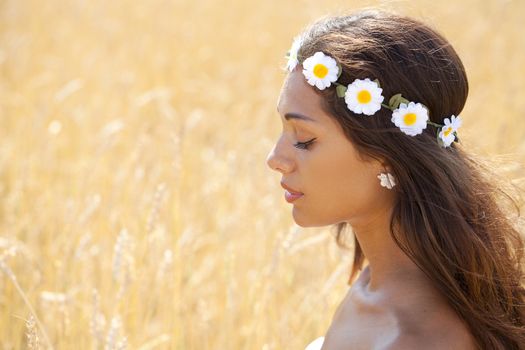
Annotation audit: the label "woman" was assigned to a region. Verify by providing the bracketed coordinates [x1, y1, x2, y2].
[266, 9, 525, 350]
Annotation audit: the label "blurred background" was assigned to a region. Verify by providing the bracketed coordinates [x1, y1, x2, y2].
[0, 0, 524, 349]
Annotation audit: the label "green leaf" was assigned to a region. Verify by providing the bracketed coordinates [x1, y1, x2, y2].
[373, 79, 381, 88]
[388, 94, 410, 110]
[336, 84, 347, 98]
[336, 63, 343, 79]
[436, 133, 446, 148]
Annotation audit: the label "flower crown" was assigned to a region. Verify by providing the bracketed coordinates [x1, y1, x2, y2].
[285, 37, 462, 148]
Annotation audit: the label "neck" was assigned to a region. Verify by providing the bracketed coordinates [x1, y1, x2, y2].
[350, 205, 434, 294]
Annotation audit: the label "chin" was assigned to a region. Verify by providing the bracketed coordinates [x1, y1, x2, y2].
[292, 207, 335, 227]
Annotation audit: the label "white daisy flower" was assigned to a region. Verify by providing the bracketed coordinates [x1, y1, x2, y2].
[286, 36, 302, 72]
[344, 78, 384, 116]
[438, 115, 462, 147]
[302, 52, 339, 90]
[391, 102, 429, 136]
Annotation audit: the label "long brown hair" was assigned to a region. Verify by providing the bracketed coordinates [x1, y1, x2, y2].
[295, 9, 525, 349]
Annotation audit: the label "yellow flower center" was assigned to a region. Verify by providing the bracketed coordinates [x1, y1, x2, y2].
[357, 90, 372, 104]
[444, 126, 453, 137]
[313, 64, 329, 78]
[403, 113, 417, 126]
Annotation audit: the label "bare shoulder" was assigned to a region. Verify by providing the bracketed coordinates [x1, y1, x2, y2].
[386, 331, 476, 350]
[386, 316, 477, 350]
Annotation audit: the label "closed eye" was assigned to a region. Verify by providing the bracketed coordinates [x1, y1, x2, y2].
[294, 138, 316, 150]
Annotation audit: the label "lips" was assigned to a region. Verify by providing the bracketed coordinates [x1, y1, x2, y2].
[280, 182, 303, 195]
[281, 182, 304, 203]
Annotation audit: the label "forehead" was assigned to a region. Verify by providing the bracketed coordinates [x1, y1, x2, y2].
[277, 70, 334, 126]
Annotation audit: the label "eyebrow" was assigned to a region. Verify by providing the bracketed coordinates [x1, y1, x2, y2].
[283, 112, 318, 123]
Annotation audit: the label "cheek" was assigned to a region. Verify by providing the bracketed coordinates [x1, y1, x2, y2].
[308, 149, 379, 212]
[325, 161, 373, 198]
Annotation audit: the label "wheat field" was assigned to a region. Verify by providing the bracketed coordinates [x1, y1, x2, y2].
[0, 0, 524, 349]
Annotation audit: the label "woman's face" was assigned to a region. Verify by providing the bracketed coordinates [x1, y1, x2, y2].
[266, 70, 394, 227]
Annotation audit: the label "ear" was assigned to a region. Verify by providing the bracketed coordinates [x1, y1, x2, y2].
[366, 155, 391, 175]
[378, 160, 392, 174]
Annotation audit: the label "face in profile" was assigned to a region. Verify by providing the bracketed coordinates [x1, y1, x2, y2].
[266, 70, 393, 227]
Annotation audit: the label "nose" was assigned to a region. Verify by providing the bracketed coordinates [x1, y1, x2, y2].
[266, 141, 293, 174]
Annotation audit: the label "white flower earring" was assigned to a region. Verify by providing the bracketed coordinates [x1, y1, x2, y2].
[377, 172, 396, 189]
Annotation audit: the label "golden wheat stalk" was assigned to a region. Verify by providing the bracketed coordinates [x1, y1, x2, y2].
[0, 259, 54, 350]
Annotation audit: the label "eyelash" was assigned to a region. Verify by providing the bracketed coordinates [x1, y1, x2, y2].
[294, 138, 316, 150]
